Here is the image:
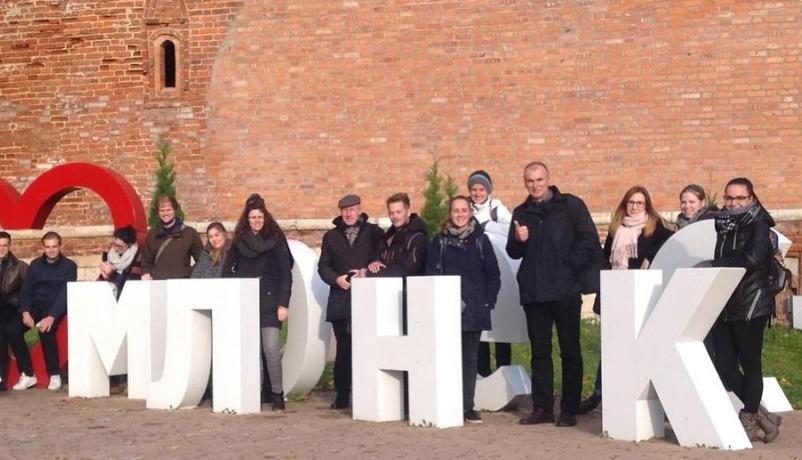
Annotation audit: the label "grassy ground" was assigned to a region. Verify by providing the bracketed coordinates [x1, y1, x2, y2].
[763, 324, 802, 408]
[313, 319, 802, 409]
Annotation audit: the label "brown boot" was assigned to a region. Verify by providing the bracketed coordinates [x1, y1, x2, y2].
[758, 405, 782, 427]
[756, 408, 780, 443]
[738, 410, 765, 443]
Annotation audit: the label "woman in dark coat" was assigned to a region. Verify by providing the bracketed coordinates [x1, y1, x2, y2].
[711, 177, 780, 443]
[425, 195, 501, 424]
[578, 186, 673, 414]
[223, 194, 293, 411]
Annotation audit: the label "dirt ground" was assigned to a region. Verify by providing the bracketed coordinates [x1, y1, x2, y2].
[1, 389, 799, 459]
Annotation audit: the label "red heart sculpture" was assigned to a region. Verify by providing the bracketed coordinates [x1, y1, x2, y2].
[0, 162, 146, 235]
[0, 163, 146, 388]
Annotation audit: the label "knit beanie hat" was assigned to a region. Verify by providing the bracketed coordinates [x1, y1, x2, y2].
[467, 170, 493, 194]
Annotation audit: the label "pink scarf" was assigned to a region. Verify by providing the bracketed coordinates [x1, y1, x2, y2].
[610, 213, 647, 270]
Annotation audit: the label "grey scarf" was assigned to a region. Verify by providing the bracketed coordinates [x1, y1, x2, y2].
[343, 217, 364, 247]
[107, 243, 138, 273]
[446, 219, 476, 240]
[676, 208, 708, 229]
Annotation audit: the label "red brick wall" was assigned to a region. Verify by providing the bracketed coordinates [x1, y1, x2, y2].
[0, 0, 242, 224]
[1, 1, 801, 229]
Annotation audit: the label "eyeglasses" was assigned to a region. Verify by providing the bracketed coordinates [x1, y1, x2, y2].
[626, 200, 646, 208]
[723, 195, 751, 202]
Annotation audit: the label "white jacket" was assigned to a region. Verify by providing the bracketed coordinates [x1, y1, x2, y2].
[471, 197, 512, 238]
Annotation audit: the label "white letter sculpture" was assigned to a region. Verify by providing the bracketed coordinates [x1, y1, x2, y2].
[68, 239, 331, 414]
[145, 278, 260, 413]
[603, 219, 795, 450]
[68, 280, 166, 399]
[601, 268, 751, 450]
[651, 220, 794, 414]
[69, 278, 261, 414]
[474, 233, 531, 411]
[352, 276, 463, 428]
[282, 240, 331, 395]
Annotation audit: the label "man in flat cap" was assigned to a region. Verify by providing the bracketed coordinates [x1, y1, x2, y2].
[318, 194, 384, 409]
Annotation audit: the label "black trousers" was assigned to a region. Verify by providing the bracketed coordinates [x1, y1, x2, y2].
[524, 294, 583, 415]
[713, 316, 768, 413]
[477, 341, 512, 377]
[5, 307, 62, 376]
[0, 307, 19, 387]
[331, 319, 352, 403]
[462, 331, 481, 412]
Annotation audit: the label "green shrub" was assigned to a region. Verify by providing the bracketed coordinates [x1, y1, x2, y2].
[420, 159, 457, 238]
[148, 140, 185, 227]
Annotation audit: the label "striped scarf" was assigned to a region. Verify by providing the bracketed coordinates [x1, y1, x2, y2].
[715, 202, 761, 235]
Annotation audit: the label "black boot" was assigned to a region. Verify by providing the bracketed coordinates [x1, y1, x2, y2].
[261, 386, 274, 404]
[272, 392, 285, 411]
[330, 393, 349, 409]
[577, 392, 602, 415]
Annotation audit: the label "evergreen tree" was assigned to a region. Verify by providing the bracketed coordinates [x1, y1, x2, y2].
[420, 159, 457, 238]
[148, 140, 184, 227]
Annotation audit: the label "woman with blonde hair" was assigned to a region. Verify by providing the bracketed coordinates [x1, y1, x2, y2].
[677, 184, 715, 230]
[191, 222, 230, 279]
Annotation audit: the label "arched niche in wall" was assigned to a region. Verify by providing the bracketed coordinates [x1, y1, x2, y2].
[151, 33, 185, 96]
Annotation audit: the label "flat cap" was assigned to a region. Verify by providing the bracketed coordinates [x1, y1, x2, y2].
[338, 194, 361, 209]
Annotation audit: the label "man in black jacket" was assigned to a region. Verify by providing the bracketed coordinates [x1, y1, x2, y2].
[318, 194, 383, 409]
[0, 232, 28, 390]
[367, 192, 428, 278]
[8, 231, 77, 391]
[506, 162, 601, 427]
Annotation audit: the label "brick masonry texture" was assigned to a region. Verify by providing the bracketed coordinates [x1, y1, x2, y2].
[1, 1, 801, 251]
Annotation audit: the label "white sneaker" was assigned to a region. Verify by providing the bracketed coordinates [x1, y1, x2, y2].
[13, 373, 37, 390]
[47, 375, 62, 391]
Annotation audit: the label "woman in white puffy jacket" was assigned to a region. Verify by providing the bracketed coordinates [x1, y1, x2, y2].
[468, 170, 512, 237]
[467, 170, 512, 377]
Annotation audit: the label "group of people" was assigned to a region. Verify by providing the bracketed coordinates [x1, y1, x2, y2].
[0, 161, 785, 442]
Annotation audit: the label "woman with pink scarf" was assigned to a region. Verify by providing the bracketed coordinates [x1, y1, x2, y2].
[577, 185, 673, 414]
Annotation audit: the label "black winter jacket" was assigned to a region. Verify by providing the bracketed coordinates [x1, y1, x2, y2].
[222, 234, 294, 328]
[712, 206, 775, 322]
[371, 214, 428, 278]
[0, 252, 28, 311]
[425, 223, 501, 332]
[506, 187, 601, 304]
[318, 214, 384, 322]
[593, 219, 674, 314]
[20, 254, 77, 319]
